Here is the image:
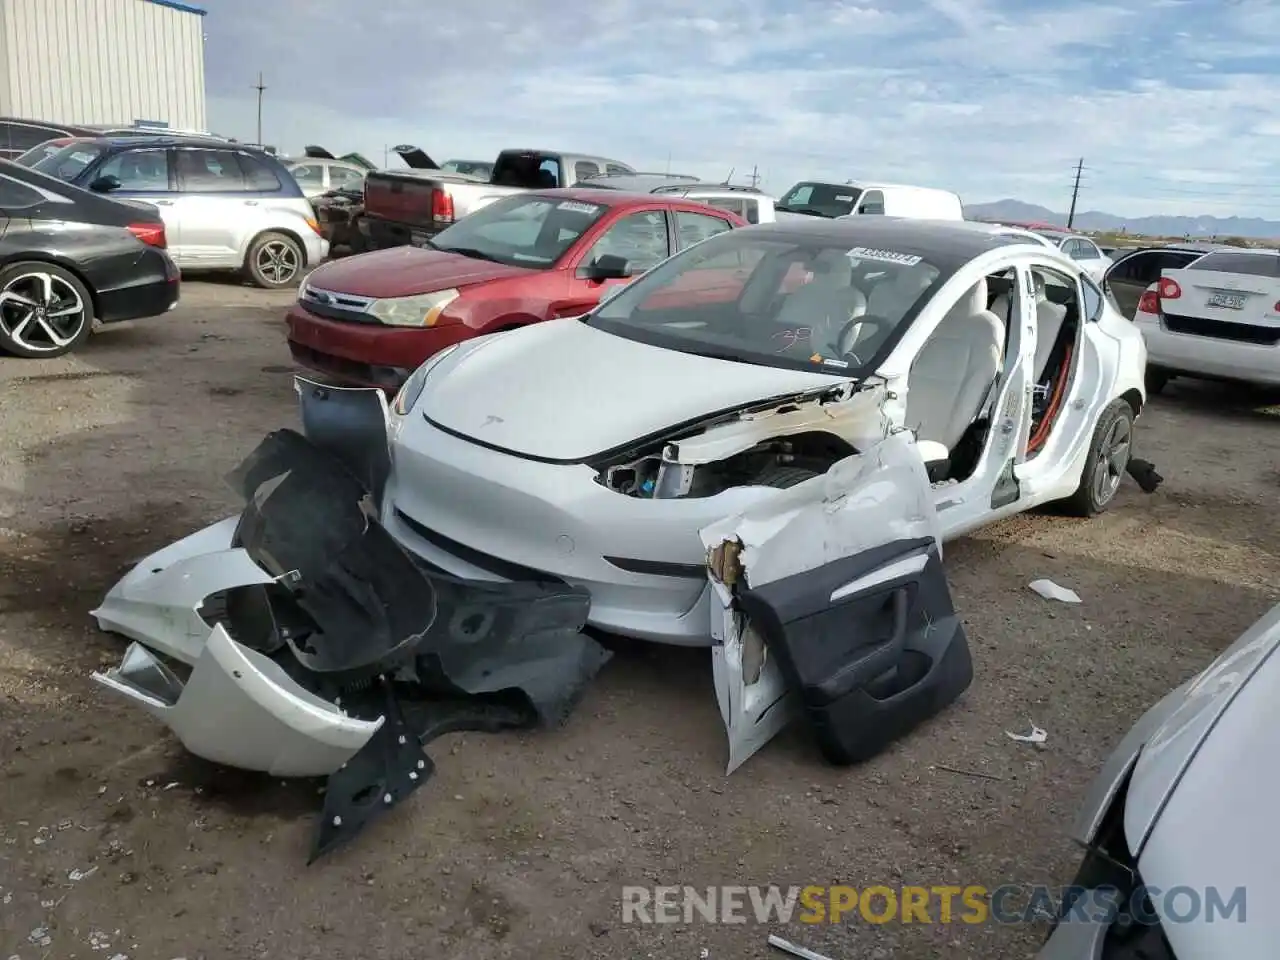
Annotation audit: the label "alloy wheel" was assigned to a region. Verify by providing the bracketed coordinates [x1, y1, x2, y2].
[1092, 416, 1131, 506]
[256, 240, 300, 285]
[0, 272, 87, 354]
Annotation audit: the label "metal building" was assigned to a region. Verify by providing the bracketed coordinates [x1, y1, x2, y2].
[0, 0, 207, 129]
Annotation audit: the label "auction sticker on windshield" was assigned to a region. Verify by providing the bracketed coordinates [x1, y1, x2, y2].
[558, 201, 602, 215]
[846, 247, 922, 267]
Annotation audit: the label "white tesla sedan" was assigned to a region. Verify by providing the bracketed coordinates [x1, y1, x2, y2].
[93, 217, 1149, 774]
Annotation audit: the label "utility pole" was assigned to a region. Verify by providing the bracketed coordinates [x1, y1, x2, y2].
[252, 72, 266, 145]
[748, 165, 760, 189]
[1067, 157, 1084, 228]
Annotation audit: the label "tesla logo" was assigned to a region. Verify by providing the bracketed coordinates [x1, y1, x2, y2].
[480, 415, 504, 428]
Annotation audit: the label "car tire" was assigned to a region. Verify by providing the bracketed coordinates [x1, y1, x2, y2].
[1061, 398, 1135, 517]
[1145, 366, 1171, 395]
[244, 232, 305, 289]
[0, 261, 95, 359]
[755, 465, 821, 489]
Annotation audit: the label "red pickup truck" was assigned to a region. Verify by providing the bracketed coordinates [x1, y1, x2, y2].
[286, 188, 745, 389]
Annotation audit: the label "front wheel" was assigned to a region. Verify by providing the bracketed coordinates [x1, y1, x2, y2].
[244, 232, 304, 289]
[0, 261, 95, 358]
[1060, 399, 1135, 517]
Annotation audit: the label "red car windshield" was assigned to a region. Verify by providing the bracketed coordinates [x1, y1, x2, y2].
[428, 193, 610, 269]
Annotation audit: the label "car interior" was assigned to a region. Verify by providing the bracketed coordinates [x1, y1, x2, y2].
[993, 267, 1083, 460]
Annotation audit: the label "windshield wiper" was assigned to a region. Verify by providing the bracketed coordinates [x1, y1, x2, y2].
[435, 245, 502, 263]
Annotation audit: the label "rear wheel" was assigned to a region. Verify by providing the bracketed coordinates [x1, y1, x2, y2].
[0, 261, 95, 358]
[244, 232, 304, 289]
[1145, 366, 1171, 395]
[755, 465, 821, 489]
[1061, 399, 1135, 517]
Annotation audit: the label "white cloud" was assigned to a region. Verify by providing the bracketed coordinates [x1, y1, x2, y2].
[204, 0, 1280, 219]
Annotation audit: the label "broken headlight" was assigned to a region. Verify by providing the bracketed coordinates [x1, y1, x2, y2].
[392, 343, 461, 416]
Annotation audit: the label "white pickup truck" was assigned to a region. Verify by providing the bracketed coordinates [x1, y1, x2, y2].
[359, 147, 635, 250]
[775, 179, 964, 220]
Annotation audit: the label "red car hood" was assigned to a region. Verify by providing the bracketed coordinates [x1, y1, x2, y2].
[305, 247, 535, 298]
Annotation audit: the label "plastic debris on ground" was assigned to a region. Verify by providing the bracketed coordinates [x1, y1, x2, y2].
[1006, 724, 1048, 744]
[1028, 578, 1081, 604]
[768, 933, 838, 960]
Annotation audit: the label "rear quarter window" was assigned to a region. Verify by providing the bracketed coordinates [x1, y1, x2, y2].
[1186, 251, 1280, 277]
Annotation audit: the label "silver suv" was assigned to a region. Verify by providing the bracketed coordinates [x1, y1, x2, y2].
[24, 136, 328, 288]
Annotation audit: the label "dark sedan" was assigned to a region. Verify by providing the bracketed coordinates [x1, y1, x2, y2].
[0, 159, 179, 358]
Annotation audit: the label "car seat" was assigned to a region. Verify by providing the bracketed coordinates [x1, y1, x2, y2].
[775, 250, 868, 351]
[905, 278, 1004, 458]
[990, 272, 1067, 381]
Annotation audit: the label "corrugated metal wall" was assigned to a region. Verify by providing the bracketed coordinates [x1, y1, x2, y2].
[0, 0, 206, 129]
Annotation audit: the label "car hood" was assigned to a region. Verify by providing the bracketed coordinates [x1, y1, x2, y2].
[1130, 602, 1280, 959]
[1124, 602, 1280, 858]
[306, 247, 534, 299]
[417, 318, 849, 461]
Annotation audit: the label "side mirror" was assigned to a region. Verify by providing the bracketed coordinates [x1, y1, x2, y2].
[89, 174, 122, 193]
[582, 253, 630, 281]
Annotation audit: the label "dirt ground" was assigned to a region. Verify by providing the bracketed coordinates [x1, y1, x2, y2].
[1, 281, 1277, 960]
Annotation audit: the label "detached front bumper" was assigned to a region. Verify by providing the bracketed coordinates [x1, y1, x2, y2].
[89, 412, 611, 859]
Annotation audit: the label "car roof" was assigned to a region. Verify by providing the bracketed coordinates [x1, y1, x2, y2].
[50, 134, 266, 151]
[576, 173, 703, 192]
[743, 216, 1035, 263]
[529, 187, 731, 210]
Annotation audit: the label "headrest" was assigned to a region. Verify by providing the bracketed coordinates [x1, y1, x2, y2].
[953, 278, 988, 316]
[1032, 272, 1048, 301]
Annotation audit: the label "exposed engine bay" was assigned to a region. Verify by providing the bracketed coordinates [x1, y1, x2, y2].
[594, 380, 891, 498]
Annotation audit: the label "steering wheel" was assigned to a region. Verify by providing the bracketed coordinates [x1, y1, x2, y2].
[833, 314, 893, 365]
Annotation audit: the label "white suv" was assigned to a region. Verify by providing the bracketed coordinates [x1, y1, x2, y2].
[28, 137, 328, 288]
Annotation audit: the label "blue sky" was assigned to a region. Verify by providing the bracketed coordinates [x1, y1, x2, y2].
[202, 0, 1280, 219]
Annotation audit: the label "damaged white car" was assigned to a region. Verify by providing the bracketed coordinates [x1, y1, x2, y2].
[91, 218, 1154, 835]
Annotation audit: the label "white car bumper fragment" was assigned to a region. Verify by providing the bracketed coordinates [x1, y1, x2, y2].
[94, 630, 384, 778]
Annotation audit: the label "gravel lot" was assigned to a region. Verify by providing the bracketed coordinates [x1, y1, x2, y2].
[2, 281, 1277, 959]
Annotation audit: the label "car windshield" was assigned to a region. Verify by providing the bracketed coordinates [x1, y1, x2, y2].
[442, 160, 493, 178]
[777, 182, 862, 218]
[587, 230, 945, 375]
[14, 140, 70, 167]
[428, 193, 609, 269]
[29, 141, 106, 181]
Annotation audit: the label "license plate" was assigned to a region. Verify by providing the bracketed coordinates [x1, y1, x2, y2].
[410, 230, 430, 247]
[1206, 292, 1246, 310]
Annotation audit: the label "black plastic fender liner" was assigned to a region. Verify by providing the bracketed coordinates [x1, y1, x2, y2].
[226, 429, 437, 684]
[407, 572, 610, 728]
[737, 540, 973, 766]
[311, 678, 432, 863]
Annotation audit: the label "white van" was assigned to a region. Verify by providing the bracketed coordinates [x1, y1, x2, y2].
[775, 179, 963, 221]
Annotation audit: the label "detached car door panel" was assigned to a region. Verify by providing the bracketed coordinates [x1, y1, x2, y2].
[702, 432, 974, 772]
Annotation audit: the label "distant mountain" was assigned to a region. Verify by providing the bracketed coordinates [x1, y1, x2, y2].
[963, 199, 1280, 240]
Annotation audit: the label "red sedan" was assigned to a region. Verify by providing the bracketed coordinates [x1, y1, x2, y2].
[286, 188, 745, 389]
